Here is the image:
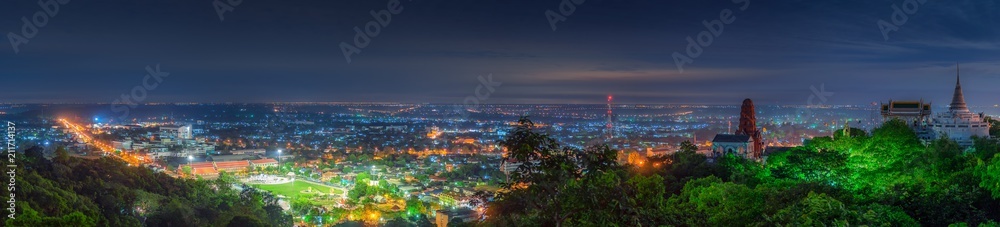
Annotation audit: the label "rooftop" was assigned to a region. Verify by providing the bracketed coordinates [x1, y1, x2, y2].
[251, 159, 278, 165]
[215, 160, 250, 169]
[712, 134, 751, 143]
[181, 162, 216, 170]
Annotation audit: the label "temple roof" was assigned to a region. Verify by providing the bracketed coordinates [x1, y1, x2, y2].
[950, 64, 970, 113]
[712, 134, 751, 143]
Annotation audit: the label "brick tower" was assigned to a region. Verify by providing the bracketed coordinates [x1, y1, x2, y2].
[735, 99, 763, 159]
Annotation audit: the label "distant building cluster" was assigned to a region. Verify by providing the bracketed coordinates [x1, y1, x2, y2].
[108, 123, 219, 159]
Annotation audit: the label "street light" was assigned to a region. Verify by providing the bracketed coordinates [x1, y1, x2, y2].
[188, 155, 193, 165]
[277, 149, 282, 162]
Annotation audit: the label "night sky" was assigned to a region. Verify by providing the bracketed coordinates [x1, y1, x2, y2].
[1, 0, 998, 105]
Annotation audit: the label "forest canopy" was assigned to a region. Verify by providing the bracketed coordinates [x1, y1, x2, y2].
[481, 117, 1000, 227]
[2, 146, 291, 227]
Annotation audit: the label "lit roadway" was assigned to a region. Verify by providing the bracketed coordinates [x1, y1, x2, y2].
[59, 119, 146, 166]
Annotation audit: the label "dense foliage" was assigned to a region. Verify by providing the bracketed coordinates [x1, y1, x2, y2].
[482, 117, 1000, 226]
[2, 146, 292, 226]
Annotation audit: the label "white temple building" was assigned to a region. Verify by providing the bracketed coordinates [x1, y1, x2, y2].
[930, 65, 990, 147]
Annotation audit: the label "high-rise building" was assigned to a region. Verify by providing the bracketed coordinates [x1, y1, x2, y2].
[160, 124, 193, 140]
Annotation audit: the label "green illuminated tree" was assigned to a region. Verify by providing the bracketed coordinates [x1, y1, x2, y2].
[767, 192, 917, 226]
[348, 182, 368, 200]
[717, 153, 768, 186]
[766, 147, 847, 184]
[667, 176, 764, 226]
[660, 144, 723, 194]
[983, 154, 1000, 199]
[182, 165, 193, 176]
[8, 146, 291, 226]
[972, 136, 1000, 162]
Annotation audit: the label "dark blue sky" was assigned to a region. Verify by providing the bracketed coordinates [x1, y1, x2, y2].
[1, 0, 998, 105]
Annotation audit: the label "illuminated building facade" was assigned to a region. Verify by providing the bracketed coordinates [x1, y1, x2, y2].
[711, 134, 754, 159]
[159, 125, 193, 140]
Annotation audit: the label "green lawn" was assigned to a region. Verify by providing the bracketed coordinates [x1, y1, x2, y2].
[251, 179, 344, 199]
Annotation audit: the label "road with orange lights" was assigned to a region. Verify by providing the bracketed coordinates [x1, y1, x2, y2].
[59, 119, 146, 166]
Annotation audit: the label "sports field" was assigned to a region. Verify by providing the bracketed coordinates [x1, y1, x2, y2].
[251, 179, 344, 199]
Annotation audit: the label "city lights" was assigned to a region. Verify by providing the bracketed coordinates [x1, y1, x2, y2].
[6, 1, 1000, 226]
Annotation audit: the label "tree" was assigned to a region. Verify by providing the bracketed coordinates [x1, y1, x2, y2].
[668, 176, 764, 226]
[767, 192, 917, 226]
[348, 182, 369, 201]
[717, 153, 768, 186]
[330, 175, 343, 185]
[217, 171, 238, 185]
[834, 127, 868, 139]
[226, 215, 268, 227]
[766, 147, 847, 184]
[488, 117, 621, 226]
[679, 140, 698, 153]
[474, 116, 1000, 226]
[384, 217, 410, 227]
[973, 136, 1000, 162]
[9, 146, 292, 226]
[923, 137, 968, 177]
[983, 154, 1000, 199]
[406, 197, 427, 216]
[358, 172, 372, 182]
[986, 117, 1000, 137]
[54, 146, 71, 163]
